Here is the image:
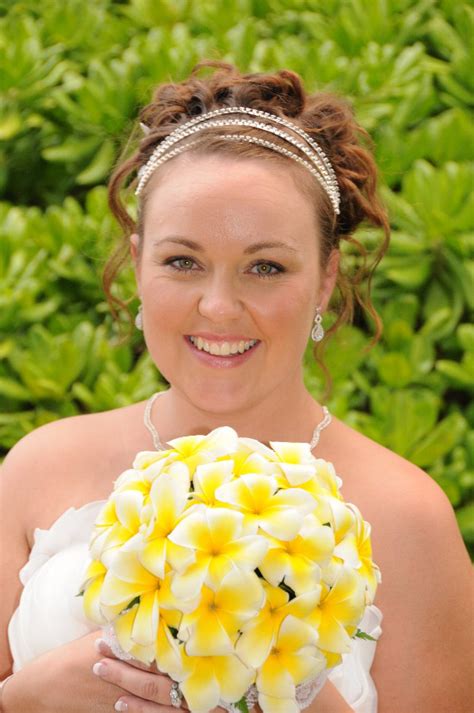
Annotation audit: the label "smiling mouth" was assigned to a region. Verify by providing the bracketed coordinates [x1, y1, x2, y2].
[186, 335, 260, 357]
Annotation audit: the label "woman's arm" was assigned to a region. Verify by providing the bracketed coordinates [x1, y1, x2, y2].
[0, 433, 33, 679]
[370, 462, 473, 713]
[1, 629, 131, 713]
[0, 423, 131, 713]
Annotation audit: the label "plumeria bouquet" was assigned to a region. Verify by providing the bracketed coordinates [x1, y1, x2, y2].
[79, 427, 381, 713]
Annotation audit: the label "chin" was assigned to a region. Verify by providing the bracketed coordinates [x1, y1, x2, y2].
[182, 380, 260, 415]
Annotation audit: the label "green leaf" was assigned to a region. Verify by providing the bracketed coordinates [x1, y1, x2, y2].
[408, 413, 467, 467]
[355, 628, 376, 641]
[234, 697, 250, 713]
[377, 353, 413, 388]
[382, 295, 419, 330]
[42, 135, 100, 163]
[122, 596, 141, 612]
[435, 361, 474, 390]
[383, 256, 432, 289]
[455, 504, 474, 543]
[409, 335, 435, 377]
[457, 325, 474, 352]
[420, 308, 452, 341]
[370, 387, 440, 456]
[0, 377, 32, 402]
[0, 112, 22, 140]
[76, 139, 116, 185]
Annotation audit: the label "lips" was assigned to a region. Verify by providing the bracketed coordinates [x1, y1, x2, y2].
[188, 335, 259, 356]
[184, 335, 261, 368]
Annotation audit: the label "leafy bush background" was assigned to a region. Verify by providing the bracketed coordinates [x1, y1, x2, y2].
[1, 0, 473, 555]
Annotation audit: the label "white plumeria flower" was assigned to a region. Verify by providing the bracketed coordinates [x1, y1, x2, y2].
[168, 507, 269, 598]
[215, 474, 317, 540]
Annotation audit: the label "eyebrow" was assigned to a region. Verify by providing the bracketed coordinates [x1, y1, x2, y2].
[152, 236, 298, 254]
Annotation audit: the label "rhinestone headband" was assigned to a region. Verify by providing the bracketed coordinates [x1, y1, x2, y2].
[135, 106, 340, 214]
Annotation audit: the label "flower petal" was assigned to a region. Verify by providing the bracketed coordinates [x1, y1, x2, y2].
[214, 655, 255, 702]
[257, 655, 294, 698]
[114, 490, 143, 532]
[277, 614, 318, 652]
[258, 693, 299, 713]
[131, 590, 160, 646]
[179, 660, 221, 713]
[108, 549, 158, 586]
[269, 442, 315, 464]
[82, 575, 107, 624]
[171, 556, 210, 600]
[277, 463, 317, 485]
[166, 539, 196, 573]
[139, 537, 167, 579]
[216, 570, 264, 618]
[259, 547, 289, 587]
[259, 507, 304, 541]
[100, 572, 150, 607]
[194, 461, 235, 504]
[215, 475, 277, 513]
[155, 621, 184, 678]
[235, 614, 277, 668]
[181, 607, 234, 657]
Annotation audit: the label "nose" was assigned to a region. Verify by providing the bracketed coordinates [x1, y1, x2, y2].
[197, 273, 245, 322]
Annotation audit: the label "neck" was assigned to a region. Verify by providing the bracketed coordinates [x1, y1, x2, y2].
[152, 379, 325, 447]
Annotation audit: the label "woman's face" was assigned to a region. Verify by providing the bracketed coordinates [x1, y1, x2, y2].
[130, 154, 338, 413]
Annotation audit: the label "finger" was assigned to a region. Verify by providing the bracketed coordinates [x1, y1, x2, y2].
[114, 693, 226, 713]
[114, 695, 188, 712]
[95, 638, 157, 672]
[92, 658, 187, 708]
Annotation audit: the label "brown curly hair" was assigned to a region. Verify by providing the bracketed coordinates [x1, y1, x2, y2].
[104, 60, 390, 399]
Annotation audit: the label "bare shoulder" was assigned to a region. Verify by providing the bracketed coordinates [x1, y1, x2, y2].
[328, 418, 473, 711]
[326, 415, 453, 520]
[0, 400, 149, 542]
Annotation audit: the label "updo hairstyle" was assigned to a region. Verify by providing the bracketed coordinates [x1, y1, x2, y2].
[104, 60, 390, 397]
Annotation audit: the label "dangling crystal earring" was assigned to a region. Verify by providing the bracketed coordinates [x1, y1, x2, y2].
[311, 307, 324, 342]
[135, 303, 143, 331]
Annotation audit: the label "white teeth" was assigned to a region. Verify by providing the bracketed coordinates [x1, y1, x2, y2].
[189, 336, 258, 356]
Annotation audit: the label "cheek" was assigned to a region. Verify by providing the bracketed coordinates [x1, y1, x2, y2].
[254, 284, 315, 342]
[141, 280, 192, 327]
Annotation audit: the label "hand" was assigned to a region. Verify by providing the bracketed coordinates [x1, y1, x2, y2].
[2, 630, 130, 713]
[94, 638, 228, 713]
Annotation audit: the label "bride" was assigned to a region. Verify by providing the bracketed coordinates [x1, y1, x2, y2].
[1, 61, 472, 713]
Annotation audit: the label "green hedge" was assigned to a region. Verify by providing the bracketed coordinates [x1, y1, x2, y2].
[1, 0, 473, 555]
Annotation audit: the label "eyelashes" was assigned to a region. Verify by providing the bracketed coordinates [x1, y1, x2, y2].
[160, 256, 285, 279]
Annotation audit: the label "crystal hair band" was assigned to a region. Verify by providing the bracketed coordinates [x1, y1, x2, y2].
[139, 108, 338, 193]
[135, 106, 340, 214]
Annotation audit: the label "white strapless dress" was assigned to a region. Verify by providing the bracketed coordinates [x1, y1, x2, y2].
[8, 500, 383, 712]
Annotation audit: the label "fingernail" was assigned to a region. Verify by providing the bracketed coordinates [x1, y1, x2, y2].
[94, 638, 106, 653]
[114, 701, 128, 712]
[92, 661, 107, 676]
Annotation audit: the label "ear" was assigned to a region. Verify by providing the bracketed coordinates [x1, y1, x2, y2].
[129, 233, 142, 295]
[318, 249, 340, 312]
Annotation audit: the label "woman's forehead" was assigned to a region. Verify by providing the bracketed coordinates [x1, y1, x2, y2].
[142, 154, 319, 242]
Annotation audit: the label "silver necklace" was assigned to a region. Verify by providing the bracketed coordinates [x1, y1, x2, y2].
[144, 390, 332, 452]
